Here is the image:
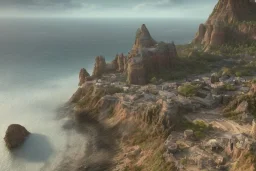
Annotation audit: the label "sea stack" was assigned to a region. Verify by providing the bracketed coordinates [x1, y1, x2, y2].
[193, 0, 256, 50]
[4, 124, 30, 149]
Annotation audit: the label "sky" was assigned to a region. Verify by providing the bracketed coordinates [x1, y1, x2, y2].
[0, 0, 218, 18]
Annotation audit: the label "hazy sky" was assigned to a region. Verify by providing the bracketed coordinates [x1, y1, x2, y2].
[0, 0, 218, 18]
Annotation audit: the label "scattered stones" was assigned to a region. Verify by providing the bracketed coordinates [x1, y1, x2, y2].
[4, 124, 30, 149]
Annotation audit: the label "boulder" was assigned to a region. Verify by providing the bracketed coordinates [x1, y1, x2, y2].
[210, 73, 219, 84]
[78, 68, 90, 86]
[4, 124, 30, 149]
[167, 143, 178, 154]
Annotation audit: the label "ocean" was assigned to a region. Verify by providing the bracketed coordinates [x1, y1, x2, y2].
[0, 18, 204, 171]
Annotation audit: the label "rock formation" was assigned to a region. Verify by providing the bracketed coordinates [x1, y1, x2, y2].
[4, 124, 30, 149]
[126, 25, 178, 85]
[89, 24, 178, 85]
[127, 58, 146, 85]
[78, 68, 90, 86]
[130, 24, 157, 57]
[92, 56, 106, 78]
[193, 0, 256, 50]
[117, 53, 125, 72]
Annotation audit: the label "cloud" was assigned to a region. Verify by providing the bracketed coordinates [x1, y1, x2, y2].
[0, 0, 91, 10]
[133, 0, 171, 10]
[133, 0, 217, 10]
[0, 0, 218, 18]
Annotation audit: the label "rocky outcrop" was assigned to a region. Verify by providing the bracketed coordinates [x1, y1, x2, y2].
[4, 124, 30, 149]
[92, 56, 106, 78]
[118, 54, 125, 72]
[126, 25, 178, 85]
[193, 0, 256, 50]
[78, 68, 90, 86]
[130, 24, 157, 57]
[89, 24, 178, 85]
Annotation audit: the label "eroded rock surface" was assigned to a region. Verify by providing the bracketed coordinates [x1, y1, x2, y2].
[193, 0, 256, 50]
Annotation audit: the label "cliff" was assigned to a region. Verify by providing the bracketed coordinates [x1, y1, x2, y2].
[193, 0, 256, 51]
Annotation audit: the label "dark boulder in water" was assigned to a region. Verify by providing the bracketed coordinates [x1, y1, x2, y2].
[4, 124, 30, 149]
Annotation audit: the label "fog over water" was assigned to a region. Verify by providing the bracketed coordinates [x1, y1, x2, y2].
[0, 18, 204, 171]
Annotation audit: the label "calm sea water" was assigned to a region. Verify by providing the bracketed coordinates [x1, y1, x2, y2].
[0, 18, 204, 171]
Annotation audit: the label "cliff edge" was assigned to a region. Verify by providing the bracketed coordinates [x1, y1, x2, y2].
[193, 0, 256, 51]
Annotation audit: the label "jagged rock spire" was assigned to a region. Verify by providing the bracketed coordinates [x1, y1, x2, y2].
[131, 24, 157, 56]
[78, 68, 90, 86]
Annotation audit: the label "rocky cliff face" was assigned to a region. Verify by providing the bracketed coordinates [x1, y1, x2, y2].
[193, 0, 256, 50]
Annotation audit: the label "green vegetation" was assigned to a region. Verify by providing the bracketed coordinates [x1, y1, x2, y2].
[150, 77, 157, 84]
[210, 40, 256, 57]
[127, 124, 177, 171]
[178, 82, 200, 97]
[218, 60, 256, 78]
[221, 83, 236, 91]
[252, 78, 256, 84]
[223, 92, 256, 119]
[180, 119, 212, 139]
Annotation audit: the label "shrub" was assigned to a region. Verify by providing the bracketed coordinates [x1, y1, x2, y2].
[252, 79, 256, 84]
[222, 83, 236, 91]
[150, 77, 157, 84]
[221, 67, 233, 76]
[178, 83, 199, 97]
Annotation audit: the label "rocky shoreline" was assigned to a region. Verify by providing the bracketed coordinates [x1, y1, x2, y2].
[62, 0, 256, 170]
